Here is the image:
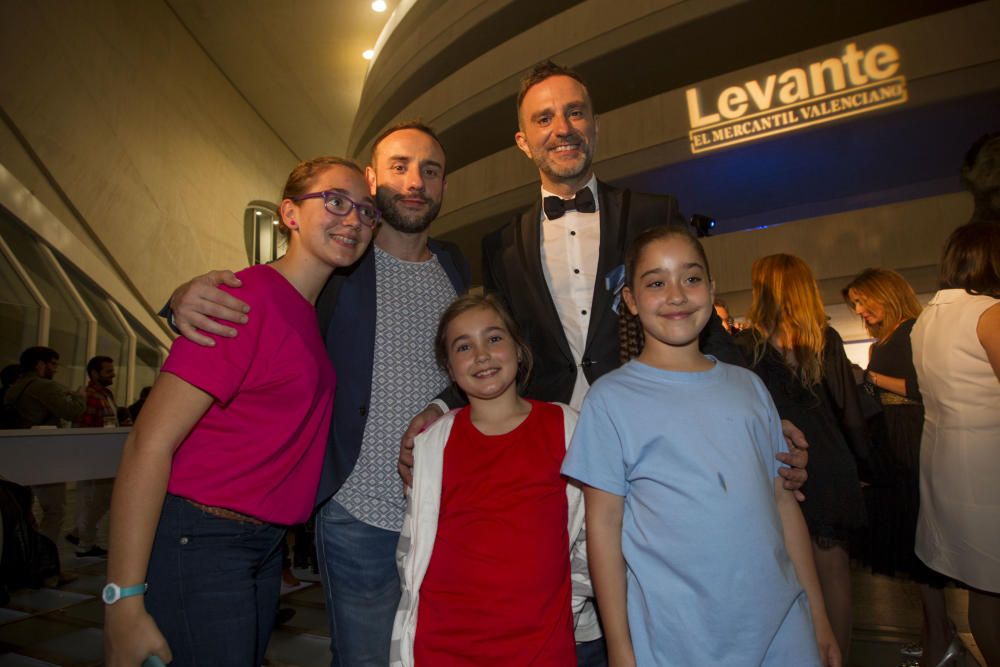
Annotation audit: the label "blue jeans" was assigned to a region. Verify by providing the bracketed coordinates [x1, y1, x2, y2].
[315, 498, 401, 667]
[576, 637, 609, 667]
[145, 494, 285, 666]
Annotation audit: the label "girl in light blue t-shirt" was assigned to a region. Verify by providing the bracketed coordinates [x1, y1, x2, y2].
[561, 227, 839, 667]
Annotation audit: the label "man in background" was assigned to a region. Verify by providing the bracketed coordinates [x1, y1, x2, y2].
[3, 346, 86, 543]
[67, 355, 125, 557]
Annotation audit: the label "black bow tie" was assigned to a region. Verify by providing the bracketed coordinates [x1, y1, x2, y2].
[543, 188, 596, 220]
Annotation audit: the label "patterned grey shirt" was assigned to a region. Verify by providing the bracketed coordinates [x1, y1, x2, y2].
[334, 246, 456, 531]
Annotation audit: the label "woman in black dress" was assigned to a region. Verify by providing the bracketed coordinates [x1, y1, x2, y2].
[735, 254, 868, 662]
[843, 268, 952, 665]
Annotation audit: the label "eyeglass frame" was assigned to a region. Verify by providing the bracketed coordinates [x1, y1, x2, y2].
[290, 190, 381, 228]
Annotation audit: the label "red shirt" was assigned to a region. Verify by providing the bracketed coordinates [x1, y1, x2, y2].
[74, 381, 117, 427]
[414, 401, 575, 666]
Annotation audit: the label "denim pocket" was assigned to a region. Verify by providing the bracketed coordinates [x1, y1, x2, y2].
[146, 496, 286, 667]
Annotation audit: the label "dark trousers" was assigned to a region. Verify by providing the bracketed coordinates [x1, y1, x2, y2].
[576, 637, 609, 667]
[145, 494, 285, 666]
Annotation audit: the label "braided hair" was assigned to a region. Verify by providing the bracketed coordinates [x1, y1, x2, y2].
[617, 304, 644, 363]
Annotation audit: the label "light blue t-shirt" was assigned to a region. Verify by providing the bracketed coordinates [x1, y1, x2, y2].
[562, 358, 820, 666]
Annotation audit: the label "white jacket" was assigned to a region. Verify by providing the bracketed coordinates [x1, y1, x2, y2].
[389, 404, 592, 667]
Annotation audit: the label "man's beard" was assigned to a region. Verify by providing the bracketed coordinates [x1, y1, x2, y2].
[376, 187, 441, 234]
[532, 137, 593, 184]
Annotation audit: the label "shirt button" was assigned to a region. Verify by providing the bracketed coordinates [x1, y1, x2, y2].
[581, 310, 588, 315]
[570, 231, 576, 236]
[179, 537, 189, 545]
[573, 269, 580, 274]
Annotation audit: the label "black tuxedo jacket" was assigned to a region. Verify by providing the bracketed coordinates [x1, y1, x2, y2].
[481, 181, 741, 403]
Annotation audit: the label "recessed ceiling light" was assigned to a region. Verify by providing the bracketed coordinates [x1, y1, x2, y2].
[372, 0, 387, 12]
[362, 49, 375, 60]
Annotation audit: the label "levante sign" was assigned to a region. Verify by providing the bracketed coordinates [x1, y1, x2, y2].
[686, 42, 907, 153]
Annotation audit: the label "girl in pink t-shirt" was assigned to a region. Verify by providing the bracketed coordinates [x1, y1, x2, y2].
[104, 158, 377, 667]
[391, 294, 588, 667]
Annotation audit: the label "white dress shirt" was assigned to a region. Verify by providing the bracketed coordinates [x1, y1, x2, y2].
[540, 176, 601, 411]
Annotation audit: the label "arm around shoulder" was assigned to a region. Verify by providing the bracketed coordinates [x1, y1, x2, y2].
[398, 403, 447, 486]
[165, 270, 250, 346]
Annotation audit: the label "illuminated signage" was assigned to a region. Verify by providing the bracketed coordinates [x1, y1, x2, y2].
[686, 42, 907, 153]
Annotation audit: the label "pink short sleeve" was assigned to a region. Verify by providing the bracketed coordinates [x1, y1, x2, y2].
[161, 286, 261, 405]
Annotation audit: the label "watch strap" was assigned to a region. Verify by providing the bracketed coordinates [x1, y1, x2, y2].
[120, 583, 148, 598]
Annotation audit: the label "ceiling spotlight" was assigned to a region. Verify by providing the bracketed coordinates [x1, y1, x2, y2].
[691, 214, 717, 238]
[371, 0, 387, 11]
[362, 49, 375, 60]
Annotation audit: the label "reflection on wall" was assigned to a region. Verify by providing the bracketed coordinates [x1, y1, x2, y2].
[0, 208, 167, 405]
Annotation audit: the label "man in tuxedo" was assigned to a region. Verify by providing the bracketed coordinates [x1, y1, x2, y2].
[400, 62, 741, 429]
[484, 61, 744, 406]
[496, 58, 739, 667]
[401, 61, 809, 472]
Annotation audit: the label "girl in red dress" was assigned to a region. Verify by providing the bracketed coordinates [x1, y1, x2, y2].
[390, 294, 586, 667]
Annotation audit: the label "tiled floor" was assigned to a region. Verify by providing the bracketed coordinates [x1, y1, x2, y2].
[1, 488, 987, 666]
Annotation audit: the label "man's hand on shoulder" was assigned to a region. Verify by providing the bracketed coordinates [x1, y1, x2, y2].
[398, 404, 444, 486]
[170, 270, 250, 347]
[777, 419, 809, 502]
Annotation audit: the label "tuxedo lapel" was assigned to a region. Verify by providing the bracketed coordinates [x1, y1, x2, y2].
[586, 182, 625, 351]
[517, 199, 573, 362]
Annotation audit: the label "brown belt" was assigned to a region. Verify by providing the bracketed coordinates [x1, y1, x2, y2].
[879, 392, 920, 407]
[185, 499, 263, 525]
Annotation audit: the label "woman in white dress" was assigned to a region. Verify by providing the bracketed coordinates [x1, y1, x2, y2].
[911, 222, 1000, 666]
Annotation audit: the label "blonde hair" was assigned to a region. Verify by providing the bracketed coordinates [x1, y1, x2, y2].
[746, 254, 827, 387]
[842, 268, 922, 340]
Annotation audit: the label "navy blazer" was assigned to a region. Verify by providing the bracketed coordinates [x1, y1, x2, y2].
[313, 239, 470, 505]
[482, 181, 741, 404]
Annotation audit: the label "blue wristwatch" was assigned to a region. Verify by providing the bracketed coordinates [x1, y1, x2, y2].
[102, 582, 147, 604]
